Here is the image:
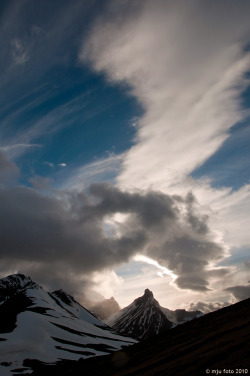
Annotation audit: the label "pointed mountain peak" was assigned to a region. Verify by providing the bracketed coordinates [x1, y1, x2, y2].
[134, 288, 159, 307]
[109, 289, 172, 339]
[144, 288, 153, 297]
[108, 297, 119, 305]
[90, 296, 120, 320]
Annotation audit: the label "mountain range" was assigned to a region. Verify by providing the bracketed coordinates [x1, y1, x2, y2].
[0, 274, 201, 374]
[30, 297, 250, 376]
[1, 273, 248, 376]
[105, 288, 201, 339]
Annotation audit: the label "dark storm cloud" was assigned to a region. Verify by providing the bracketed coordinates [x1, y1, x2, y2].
[0, 186, 145, 271]
[70, 184, 227, 292]
[89, 182, 178, 227]
[0, 175, 227, 293]
[0, 181, 147, 293]
[225, 284, 250, 301]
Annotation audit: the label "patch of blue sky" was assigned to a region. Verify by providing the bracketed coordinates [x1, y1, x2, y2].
[115, 261, 147, 279]
[10, 66, 143, 187]
[217, 246, 250, 267]
[191, 83, 250, 191]
[0, 0, 145, 187]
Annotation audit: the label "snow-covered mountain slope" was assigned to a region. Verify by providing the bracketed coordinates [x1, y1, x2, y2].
[105, 289, 173, 340]
[0, 274, 136, 376]
[90, 297, 120, 320]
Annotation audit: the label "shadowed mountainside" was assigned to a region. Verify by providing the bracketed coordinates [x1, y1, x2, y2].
[106, 289, 173, 339]
[27, 297, 250, 376]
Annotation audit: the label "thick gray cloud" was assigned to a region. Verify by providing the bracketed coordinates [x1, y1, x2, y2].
[0, 186, 144, 271]
[225, 284, 250, 301]
[0, 152, 228, 293]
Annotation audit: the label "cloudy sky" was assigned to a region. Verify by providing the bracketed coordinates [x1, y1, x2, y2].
[0, 0, 250, 311]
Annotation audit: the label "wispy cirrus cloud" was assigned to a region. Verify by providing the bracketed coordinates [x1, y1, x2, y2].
[60, 153, 124, 191]
[0, 1, 97, 162]
[0, 144, 42, 159]
[80, 0, 250, 191]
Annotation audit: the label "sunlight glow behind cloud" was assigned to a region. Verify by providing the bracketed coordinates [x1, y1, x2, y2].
[133, 254, 177, 281]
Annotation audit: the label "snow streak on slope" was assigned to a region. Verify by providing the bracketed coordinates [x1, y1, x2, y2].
[106, 289, 173, 339]
[0, 274, 136, 375]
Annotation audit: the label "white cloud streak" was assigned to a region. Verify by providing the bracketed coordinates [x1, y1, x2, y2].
[0, 144, 42, 160]
[133, 254, 177, 281]
[81, 0, 250, 191]
[60, 153, 124, 191]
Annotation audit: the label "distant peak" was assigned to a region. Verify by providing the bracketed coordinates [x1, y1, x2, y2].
[144, 289, 153, 297]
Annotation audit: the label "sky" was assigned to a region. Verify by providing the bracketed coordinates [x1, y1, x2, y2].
[0, 0, 250, 311]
